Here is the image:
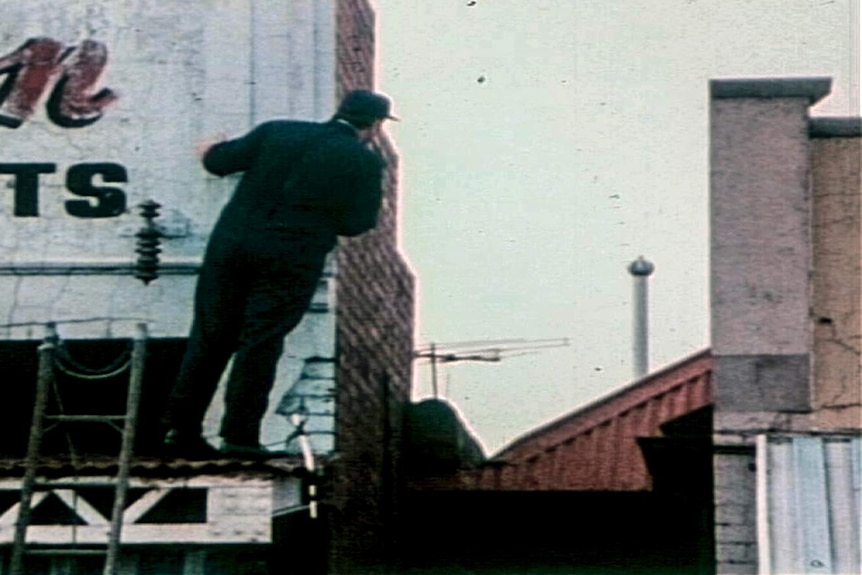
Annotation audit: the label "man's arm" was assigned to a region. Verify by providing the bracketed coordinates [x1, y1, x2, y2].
[333, 152, 384, 237]
[200, 122, 272, 177]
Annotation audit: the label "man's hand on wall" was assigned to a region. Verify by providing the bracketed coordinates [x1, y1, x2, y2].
[195, 133, 227, 159]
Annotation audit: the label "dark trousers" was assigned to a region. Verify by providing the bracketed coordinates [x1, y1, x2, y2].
[164, 227, 330, 446]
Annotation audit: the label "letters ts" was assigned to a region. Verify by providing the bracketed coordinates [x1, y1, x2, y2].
[0, 163, 128, 218]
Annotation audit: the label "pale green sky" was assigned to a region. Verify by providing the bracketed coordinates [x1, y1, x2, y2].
[374, 0, 859, 453]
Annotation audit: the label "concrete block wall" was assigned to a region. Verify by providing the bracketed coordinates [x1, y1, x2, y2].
[326, 1, 417, 573]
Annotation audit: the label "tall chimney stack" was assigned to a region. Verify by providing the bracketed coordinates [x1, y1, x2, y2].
[628, 256, 654, 379]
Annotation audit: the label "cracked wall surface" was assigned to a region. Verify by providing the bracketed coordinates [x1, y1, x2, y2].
[811, 133, 862, 428]
[0, 0, 341, 454]
[710, 78, 862, 575]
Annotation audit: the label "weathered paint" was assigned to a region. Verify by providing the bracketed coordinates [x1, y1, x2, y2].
[0, 0, 341, 454]
[810, 121, 862, 430]
[0, 37, 119, 129]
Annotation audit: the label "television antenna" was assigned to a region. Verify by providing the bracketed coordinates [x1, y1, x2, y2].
[414, 337, 570, 398]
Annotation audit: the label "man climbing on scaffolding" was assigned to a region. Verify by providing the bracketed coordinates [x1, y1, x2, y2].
[162, 90, 396, 458]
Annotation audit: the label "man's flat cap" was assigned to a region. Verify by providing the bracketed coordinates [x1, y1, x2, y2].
[337, 90, 399, 121]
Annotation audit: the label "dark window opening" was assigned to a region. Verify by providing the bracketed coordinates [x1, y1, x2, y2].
[0, 338, 188, 458]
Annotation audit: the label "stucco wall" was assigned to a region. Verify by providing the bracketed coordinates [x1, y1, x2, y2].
[710, 78, 862, 574]
[710, 80, 830, 428]
[811, 122, 862, 430]
[0, 0, 337, 335]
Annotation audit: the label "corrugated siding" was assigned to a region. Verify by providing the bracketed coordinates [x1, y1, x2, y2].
[757, 435, 862, 575]
[460, 350, 712, 491]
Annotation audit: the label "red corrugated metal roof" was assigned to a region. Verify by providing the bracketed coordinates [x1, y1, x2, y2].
[460, 350, 713, 491]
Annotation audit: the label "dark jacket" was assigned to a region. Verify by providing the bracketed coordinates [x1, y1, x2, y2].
[204, 119, 384, 243]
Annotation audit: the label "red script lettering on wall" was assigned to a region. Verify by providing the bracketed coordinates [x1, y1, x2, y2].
[0, 37, 117, 129]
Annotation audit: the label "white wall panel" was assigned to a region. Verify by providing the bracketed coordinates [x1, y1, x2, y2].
[757, 435, 862, 575]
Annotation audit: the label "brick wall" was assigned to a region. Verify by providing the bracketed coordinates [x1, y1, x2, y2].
[336, 0, 376, 94]
[713, 449, 758, 574]
[328, 1, 416, 573]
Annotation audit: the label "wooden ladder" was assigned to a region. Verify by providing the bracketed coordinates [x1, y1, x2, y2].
[9, 322, 149, 575]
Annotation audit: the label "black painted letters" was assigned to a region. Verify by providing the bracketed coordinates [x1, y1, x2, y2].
[0, 162, 127, 218]
[0, 163, 57, 216]
[66, 163, 127, 218]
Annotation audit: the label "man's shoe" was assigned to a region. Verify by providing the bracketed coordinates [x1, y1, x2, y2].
[220, 440, 285, 459]
[163, 429, 221, 460]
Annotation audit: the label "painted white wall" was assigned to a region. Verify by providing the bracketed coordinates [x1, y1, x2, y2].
[0, 0, 340, 454]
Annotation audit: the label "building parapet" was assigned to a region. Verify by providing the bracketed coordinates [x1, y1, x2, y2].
[710, 77, 832, 103]
[810, 117, 862, 138]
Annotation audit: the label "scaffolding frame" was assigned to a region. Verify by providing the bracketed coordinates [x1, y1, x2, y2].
[9, 322, 148, 575]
